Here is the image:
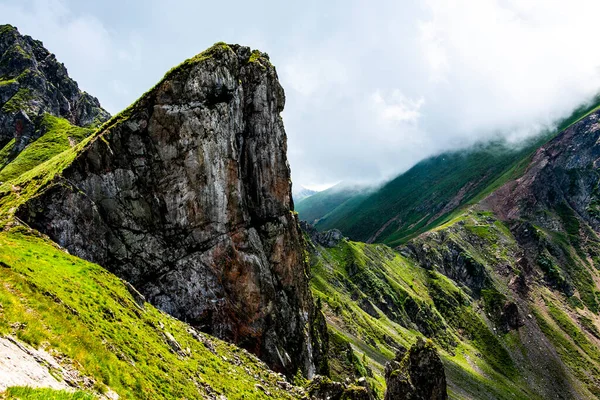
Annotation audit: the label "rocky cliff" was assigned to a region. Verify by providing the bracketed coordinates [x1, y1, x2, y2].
[0, 24, 109, 159]
[18, 43, 325, 377]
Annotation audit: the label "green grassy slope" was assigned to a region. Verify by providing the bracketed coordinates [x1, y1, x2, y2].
[295, 184, 371, 225]
[308, 210, 599, 399]
[2, 387, 94, 400]
[0, 226, 300, 399]
[315, 137, 549, 246]
[300, 96, 600, 247]
[0, 115, 94, 182]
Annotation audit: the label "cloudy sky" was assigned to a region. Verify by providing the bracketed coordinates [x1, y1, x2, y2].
[3, 0, 600, 190]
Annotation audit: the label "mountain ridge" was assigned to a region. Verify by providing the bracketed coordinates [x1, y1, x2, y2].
[298, 95, 600, 247]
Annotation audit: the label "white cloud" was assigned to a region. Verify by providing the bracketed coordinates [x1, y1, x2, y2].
[371, 90, 424, 125]
[283, 0, 600, 186]
[2, 0, 600, 188]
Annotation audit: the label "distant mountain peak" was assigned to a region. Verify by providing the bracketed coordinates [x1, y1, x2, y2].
[293, 185, 318, 203]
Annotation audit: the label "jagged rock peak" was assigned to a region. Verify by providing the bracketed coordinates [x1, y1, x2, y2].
[0, 24, 110, 150]
[384, 337, 448, 400]
[18, 42, 327, 378]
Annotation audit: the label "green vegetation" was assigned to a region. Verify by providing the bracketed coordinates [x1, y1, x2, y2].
[0, 77, 16, 86]
[305, 136, 552, 246]
[0, 42, 311, 398]
[0, 227, 296, 399]
[2, 88, 33, 113]
[535, 227, 600, 313]
[544, 299, 600, 362]
[248, 50, 271, 69]
[534, 300, 600, 397]
[0, 24, 16, 36]
[2, 387, 94, 400]
[556, 202, 581, 237]
[0, 119, 94, 225]
[308, 229, 537, 399]
[307, 201, 600, 398]
[0, 114, 93, 182]
[1, 31, 599, 399]
[0, 139, 15, 166]
[296, 185, 371, 225]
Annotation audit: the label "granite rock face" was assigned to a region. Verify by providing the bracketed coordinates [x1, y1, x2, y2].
[19, 44, 325, 377]
[0, 24, 109, 154]
[384, 338, 447, 400]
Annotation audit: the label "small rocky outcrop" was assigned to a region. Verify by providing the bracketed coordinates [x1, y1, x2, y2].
[384, 338, 447, 400]
[18, 43, 325, 378]
[300, 221, 345, 248]
[0, 24, 109, 154]
[308, 375, 375, 400]
[501, 301, 523, 332]
[400, 230, 490, 294]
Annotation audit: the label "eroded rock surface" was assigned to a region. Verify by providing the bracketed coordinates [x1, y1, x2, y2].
[19, 43, 324, 377]
[0, 336, 69, 392]
[384, 338, 447, 400]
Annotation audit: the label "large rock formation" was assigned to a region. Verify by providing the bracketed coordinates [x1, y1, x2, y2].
[18, 43, 325, 377]
[384, 338, 447, 400]
[0, 24, 109, 154]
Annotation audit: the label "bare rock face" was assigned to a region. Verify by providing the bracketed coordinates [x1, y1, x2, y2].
[0, 24, 109, 154]
[18, 43, 325, 377]
[384, 338, 447, 400]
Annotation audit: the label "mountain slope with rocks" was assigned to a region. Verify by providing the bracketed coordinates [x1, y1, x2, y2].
[0, 27, 331, 398]
[0, 24, 109, 168]
[3, 21, 600, 400]
[304, 103, 600, 399]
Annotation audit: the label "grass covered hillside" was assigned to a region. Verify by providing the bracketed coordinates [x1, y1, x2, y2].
[295, 184, 372, 226]
[298, 95, 600, 247]
[0, 114, 94, 182]
[305, 108, 600, 398]
[307, 209, 600, 399]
